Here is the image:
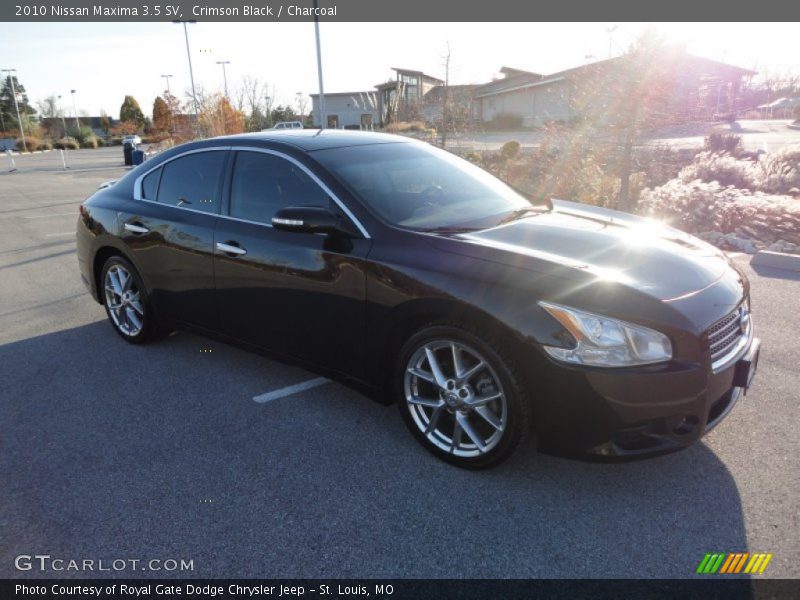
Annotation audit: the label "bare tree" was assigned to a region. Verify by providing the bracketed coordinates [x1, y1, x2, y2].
[441, 42, 451, 148]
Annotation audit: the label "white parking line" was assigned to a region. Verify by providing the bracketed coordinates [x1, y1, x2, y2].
[253, 377, 330, 404]
[44, 232, 75, 237]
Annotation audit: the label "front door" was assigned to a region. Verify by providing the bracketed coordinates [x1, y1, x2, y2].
[213, 149, 371, 377]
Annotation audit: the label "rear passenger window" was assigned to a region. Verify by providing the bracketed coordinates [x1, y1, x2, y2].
[141, 167, 161, 200]
[157, 151, 226, 214]
[229, 151, 329, 224]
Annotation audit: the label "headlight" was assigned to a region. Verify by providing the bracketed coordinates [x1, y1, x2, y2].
[539, 302, 672, 367]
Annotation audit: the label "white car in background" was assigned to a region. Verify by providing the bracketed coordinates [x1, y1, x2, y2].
[122, 135, 142, 145]
[267, 121, 303, 130]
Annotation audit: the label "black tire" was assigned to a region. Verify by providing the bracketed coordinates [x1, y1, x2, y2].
[100, 255, 157, 344]
[395, 322, 530, 469]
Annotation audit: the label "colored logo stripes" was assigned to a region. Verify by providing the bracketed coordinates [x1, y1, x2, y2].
[696, 552, 773, 574]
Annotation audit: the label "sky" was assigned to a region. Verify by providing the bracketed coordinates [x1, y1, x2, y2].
[1, 22, 797, 118]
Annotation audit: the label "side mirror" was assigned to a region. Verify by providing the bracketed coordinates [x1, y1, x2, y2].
[272, 206, 355, 236]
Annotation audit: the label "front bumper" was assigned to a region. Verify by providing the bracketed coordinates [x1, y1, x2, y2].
[535, 331, 761, 460]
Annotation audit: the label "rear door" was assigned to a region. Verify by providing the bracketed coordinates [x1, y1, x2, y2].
[120, 148, 228, 327]
[213, 148, 372, 377]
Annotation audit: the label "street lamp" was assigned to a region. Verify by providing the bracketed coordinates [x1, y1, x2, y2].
[312, 0, 326, 129]
[216, 61, 230, 99]
[174, 20, 200, 137]
[1, 68, 26, 150]
[57, 94, 68, 136]
[70, 89, 80, 132]
[161, 74, 173, 94]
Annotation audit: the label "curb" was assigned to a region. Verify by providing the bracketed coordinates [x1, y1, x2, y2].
[788, 123, 800, 131]
[751, 250, 800, 272]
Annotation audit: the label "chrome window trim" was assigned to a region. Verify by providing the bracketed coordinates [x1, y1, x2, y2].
[230, 145, 370, 239]
[133, 146, 231, 203]
[132, 144, 371, 239]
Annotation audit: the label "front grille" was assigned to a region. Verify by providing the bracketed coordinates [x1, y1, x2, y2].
[707, 305, 747, 364]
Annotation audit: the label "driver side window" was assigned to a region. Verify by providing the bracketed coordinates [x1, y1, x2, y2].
[229, 151, 329, 225]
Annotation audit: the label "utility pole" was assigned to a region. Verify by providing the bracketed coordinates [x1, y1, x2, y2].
[57, 95, 67, 136]
[312, 0, 326, 129]
[161, 74, 173, 94]
[174, 20, 200, 137]
[70, 89, 80, 131]
[2, 69, 25, 151]
[441, 42, 450, 149]
[216, 61, 230, 99]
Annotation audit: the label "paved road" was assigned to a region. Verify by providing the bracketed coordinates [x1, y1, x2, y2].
[443, 119, 800, 153]
[1, 150, 798, 579]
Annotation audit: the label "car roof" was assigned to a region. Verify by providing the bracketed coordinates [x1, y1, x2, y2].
[219, 129, 413, 152]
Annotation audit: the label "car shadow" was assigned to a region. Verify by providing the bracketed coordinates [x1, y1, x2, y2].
[0, 321, 751, 583]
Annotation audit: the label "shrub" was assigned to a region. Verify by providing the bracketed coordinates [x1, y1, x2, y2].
[37, 141, 53, 151]
[80, 137, 99, 149]
[501, 140, 521, 160]
[752, 144, 800, 195]
[678, 151, 757, 190]
[16, 137, 40, 152]
[464, 151, 482, 165]
[96, 137, 106, 147]
[54, 137, 79, 150]
[638, 179, 800, 245]
[704, 131, 743, 155]
[384, 121, 426, 133]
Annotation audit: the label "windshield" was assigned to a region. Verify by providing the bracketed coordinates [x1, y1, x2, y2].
[312, 142, 533, 231]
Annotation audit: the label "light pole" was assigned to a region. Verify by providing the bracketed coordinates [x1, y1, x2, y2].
[161, 74, 173, 94]
[174, 20, 200, 137]
[2, 69, 25, 150]
[216, 61, 230, 99]
[57, 94, 68, 136]
[312, 0, 326, 129]
[70, 89, 80, 132]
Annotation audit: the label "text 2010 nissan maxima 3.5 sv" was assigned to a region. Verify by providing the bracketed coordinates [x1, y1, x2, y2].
[77, 130, 760, 468]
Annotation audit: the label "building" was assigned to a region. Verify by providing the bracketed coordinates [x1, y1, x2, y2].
[310, 91, 379, 129]
[474, 51, 756, 128]
[375, 68, 443, 124]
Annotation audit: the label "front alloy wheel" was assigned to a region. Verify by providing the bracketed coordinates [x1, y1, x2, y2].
[398, 325, 528, 468]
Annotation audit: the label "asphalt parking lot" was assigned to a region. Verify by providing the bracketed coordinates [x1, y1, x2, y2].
[1, 148, 798, 579]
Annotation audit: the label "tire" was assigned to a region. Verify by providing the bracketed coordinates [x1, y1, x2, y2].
[100, 255, 157, 344]
[396, 323, 530, 469]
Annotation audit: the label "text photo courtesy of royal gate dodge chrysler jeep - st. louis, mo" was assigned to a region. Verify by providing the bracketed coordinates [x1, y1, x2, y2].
[1, 2, 799, 599]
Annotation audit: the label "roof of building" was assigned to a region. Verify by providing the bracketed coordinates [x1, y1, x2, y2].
[309, 91, 377, 98]
[475, 51, 757, 99]
[390, 67, 444, 83]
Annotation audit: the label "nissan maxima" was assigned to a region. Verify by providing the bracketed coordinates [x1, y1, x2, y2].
[76, 130, 760, 468]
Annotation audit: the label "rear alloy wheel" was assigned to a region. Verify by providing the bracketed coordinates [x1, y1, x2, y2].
[398, 325, 528, 468]
[101, 256, 155, 343]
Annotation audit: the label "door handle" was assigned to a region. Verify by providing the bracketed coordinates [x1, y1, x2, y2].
[124, 222, 149, 234]
[216, 241, 247, 256]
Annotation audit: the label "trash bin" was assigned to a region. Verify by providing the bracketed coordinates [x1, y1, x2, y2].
[123, 142, 134, 166]
[132, 149, 145, 166]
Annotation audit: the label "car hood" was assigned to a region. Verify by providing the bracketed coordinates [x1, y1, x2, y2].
[437, 200, 734, 302]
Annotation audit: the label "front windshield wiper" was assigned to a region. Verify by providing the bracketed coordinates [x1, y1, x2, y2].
[496, 206, 549, 226]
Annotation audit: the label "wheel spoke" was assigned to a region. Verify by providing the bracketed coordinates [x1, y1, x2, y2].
[475, 406, 502, 430]
[107, 301, 124, 310]
[425, 405, 445, 434]
[408, 367, 436, 385]
[118, 268, 130, 292]
[129, 294, 144, 316]
[451, 342, 465, 378]
[465, 391, 502, 407]
[408, 396, 443, 409]
[450, 420, 463, 453]
[125, 307, 142, 332]
[108, 270, 122, 296]
[424, 346, 448, 389]
[457, 360, 485, 385]
[457, 412, 486, 452]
